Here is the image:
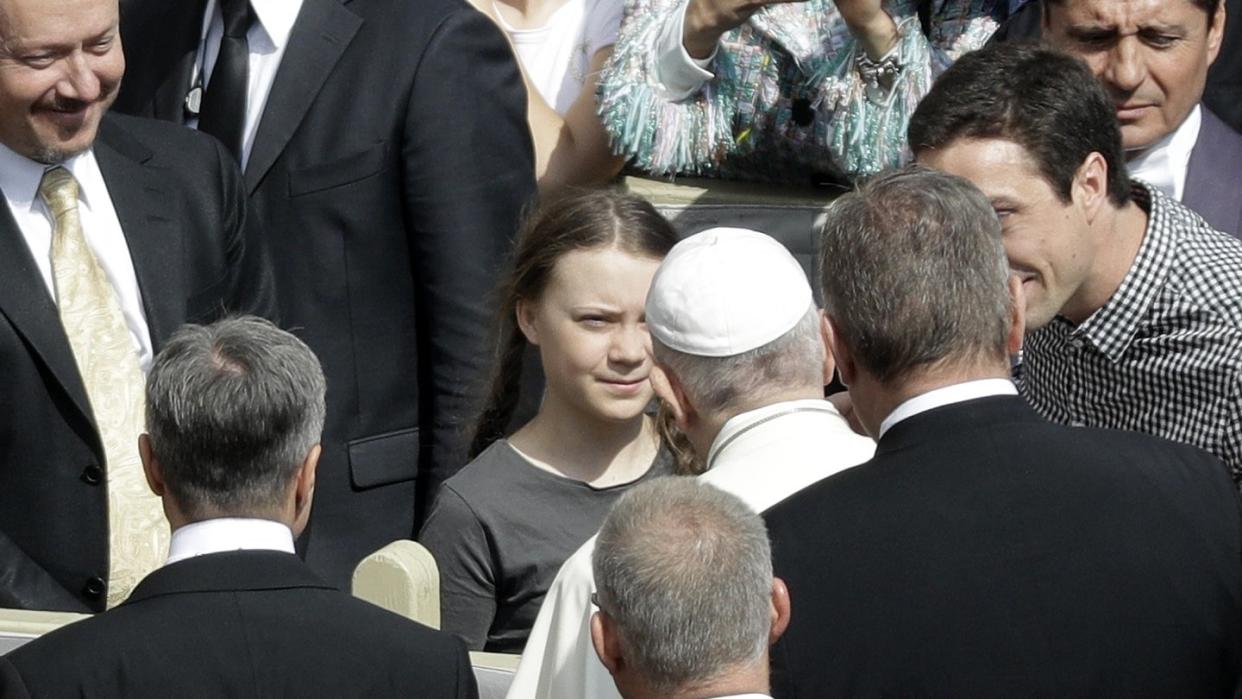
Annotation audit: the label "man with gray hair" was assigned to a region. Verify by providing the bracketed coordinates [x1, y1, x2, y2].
[591, 478, 788, 699]
[506, 227, 875, 699]
[0, 317, 478, 698]
[765, 168, 1242, 696]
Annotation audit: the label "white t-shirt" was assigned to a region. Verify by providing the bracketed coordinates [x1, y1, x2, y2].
[493, 0, 622, 115]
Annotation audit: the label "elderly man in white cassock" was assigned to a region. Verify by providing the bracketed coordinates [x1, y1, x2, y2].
[505, 227, 876, 699]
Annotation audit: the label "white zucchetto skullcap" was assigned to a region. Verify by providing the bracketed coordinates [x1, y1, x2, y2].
[646, 227, 813, 357]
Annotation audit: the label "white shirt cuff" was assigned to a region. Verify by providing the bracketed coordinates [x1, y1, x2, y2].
[654, 0, 717, 100]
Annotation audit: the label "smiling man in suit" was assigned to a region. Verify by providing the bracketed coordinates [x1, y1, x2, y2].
[114, 0, 538, 590]
[0, 0, 271, 612]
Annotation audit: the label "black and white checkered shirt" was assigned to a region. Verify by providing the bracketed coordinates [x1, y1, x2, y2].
[1017, 182, 1242, 483]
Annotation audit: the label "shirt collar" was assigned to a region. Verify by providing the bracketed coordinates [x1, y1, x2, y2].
[0, 142, 49, 212]
[250, 0, 301, 49]
[204, 0, 302, 49]
[706, 398, 841, 468]
[166, 517, 296, 566]
[1072, 182, 1175, 362]
[0, 142, 102, 211]
[1127, 105, 1201, 201]
[878, 378, 1017, 438]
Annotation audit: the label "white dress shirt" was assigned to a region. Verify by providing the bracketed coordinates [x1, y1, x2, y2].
[878, 378, 1018, 439]
[165, 517, 296, 566]
[0, 143, 154, 371]
[652, 0, 716, 100]
[189, 0, 304, 169]
[1128, 105, 1201, 202]
[505, 399, 875, 699]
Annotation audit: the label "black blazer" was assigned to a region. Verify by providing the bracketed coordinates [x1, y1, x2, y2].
[114, 0, 538, 589]
[0, 113, 273, 613]
[765, 396, 1242, 698]
[0, 550, 478, 698]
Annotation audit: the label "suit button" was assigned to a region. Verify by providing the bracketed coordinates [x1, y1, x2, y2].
[81, 465, 103, 485]
[82, 576, 106, 600]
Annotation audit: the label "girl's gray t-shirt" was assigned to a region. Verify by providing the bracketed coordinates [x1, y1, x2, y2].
[418, 439, 673, 652]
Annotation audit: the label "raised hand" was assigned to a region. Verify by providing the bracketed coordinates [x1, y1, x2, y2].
[681, 0, 808, 58]
[833, 0, 900, 58]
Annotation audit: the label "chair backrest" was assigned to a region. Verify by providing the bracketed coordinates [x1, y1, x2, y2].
[352, 539, 441, 629]
[0, 608, 90, 655]
[471, 651, 519, 699]
[352, 542, 521, 696]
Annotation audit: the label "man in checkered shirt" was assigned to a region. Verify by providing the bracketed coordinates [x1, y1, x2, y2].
[908, 42, 1242, 483]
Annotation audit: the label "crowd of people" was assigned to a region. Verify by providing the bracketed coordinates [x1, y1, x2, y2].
[0, 0, 1241, 694]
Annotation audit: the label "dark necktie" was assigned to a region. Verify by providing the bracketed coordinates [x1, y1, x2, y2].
[197, 0, 253, 161]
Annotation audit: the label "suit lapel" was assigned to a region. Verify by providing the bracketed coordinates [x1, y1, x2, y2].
[244, 0, 362, 193]
[94, 118, 184, 352]
[0, 208, 96, 429]
[1184, 108, 1242, 238]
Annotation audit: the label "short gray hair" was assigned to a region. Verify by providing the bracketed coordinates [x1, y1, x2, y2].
[593, 477, 772, 692]
[145, 316, 327, 519]
[818, 167, 1011, 383]
[651, 306, 822, 416]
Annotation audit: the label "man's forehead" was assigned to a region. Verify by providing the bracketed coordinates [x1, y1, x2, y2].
[0, 0, 118, 38]
[1050, 0, 1206, 28]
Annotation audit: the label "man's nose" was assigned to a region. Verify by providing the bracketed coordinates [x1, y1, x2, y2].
[1103, 39, 1147, 94]
[59, 53, 102, 102]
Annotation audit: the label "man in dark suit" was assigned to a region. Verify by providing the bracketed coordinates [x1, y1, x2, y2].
[765, 168, 1242, 697]
[0, 317, 478, 698]
[992, 0, 1242, 238]
[0, 0, 272, 612]
[113, 0, 538, 590]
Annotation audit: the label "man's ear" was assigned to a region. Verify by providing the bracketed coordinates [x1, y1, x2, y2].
[516, 299, 540, 346]
[1006, 275, 1027, 354]
[1073, 152, 1109, 225]
[139, 434, 166, 497]
[1207, 0, 1226, 67]
[291, 444, 321, 538]
[818, 309, 837, 386]
[822, 314, 856, 387]
[769, 577, 791, 645]
[650, 364, 693, 430]
[591, 611, 624, 677]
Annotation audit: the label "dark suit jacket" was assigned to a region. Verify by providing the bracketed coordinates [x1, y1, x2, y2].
[765, 396, 1242, 698]
[1205, 0, 1242, 132]
[0, 113, 273, 613]
[0, 550, 478, 698]
[114, 0, 537, 589]
[1186, 107, 1242, 240]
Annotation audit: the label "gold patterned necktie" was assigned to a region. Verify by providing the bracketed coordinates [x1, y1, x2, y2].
[39, 166, 168, 608]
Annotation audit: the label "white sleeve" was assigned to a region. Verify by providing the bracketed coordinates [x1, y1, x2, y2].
[505, 537, 623, 699]
[652, 0, 716, 101]
[585, 0, 624, 54]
